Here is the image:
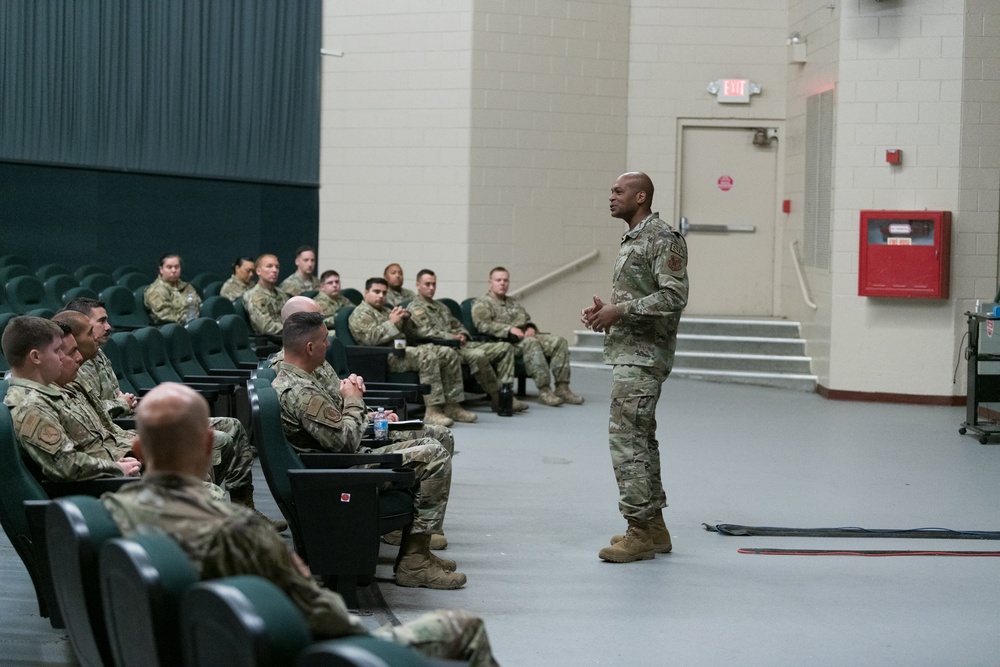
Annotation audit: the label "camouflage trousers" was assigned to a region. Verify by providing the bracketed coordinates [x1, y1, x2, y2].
[517, 333, 569, 388]
[388, 344, 464, 406]
[370, 437, 451, 535]
[208, 416, 254, 491]
[464, 341, 516, 393]
[373, 609, 499, 667]
[392, 423, 455, 456]
[608, 364, 668, 522]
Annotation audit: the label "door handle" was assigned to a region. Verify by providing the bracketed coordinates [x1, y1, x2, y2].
[679, 216, 755, 236]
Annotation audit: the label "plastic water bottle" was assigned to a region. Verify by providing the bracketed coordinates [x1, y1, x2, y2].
[374, 406, 388, 441]
[184, 291, 199, 323]
[498, 383, 514, 417]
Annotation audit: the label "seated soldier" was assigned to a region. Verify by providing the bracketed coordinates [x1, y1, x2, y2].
[101, 383, 498, 663]
[274, 312, 465, 589]
[144, 253, 202, 324]
[279, 245, 320, 296]
[220, 256, 256, 301]
[316, 269, 352, 329]
[383, 262, 415, 308]
[407, 269, 527, 414]
[64, 297, 137, 418]
[472, 266, 584, 407]
[349, 278, 475, 427]
[46, 310, 285, 527]
[2, 316, 141, 480]
[243, 253, 289, 335]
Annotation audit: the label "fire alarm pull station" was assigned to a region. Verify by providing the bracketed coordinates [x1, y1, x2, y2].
[858, 210, 950, 298]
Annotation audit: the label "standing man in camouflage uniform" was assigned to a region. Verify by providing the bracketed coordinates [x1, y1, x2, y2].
[349, 277, 476, 426]
[407, 269, 527, 414]
[102, 382, 499, 663]
[383, 263, 416, 307]
[582, 172, 688, 563]
[278, 245, 320, 296]
[275, 312, 466, 590]
[220, 256, 255, 301]
[471, 267, 584, 407]
[144, 254, 201, 324]
[244, 254, 289, 335]
[316, 269, 352, 329]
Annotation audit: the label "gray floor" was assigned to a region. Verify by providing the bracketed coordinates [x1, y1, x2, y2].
[3, 368, 999, 665]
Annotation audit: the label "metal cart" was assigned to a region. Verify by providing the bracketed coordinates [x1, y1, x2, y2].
[959, 310, 1000, 444]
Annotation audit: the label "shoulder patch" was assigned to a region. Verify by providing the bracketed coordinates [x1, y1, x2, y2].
[668, 253, 683, 272]
[304, 395, 341, 427]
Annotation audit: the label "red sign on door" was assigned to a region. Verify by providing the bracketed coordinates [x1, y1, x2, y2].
[718, 175, 733, 191]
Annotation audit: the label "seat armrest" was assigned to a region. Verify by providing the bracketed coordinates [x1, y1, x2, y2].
[206, 367, 253, 379]
[111, 417, 136, 430]
[411, 337, 461, 348]
[299, 452, 404, 469]
[41, 477, 133, 497]
[288, 467, 415, 488]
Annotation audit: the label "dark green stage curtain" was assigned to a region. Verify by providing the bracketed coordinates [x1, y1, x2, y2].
[0, 0, 320, 185]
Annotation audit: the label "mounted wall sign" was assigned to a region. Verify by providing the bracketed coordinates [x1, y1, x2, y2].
[707, 79, 761, 103]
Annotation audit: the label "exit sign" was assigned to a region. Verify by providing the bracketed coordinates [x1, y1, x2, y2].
[707, 79, 761, 104]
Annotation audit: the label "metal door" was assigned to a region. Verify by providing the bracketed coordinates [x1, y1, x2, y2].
[679, 125, 779, 316]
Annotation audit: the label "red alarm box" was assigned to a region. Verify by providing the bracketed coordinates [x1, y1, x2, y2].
[858, 210, 950, 298]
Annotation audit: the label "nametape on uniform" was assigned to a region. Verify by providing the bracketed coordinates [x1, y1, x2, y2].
[341, 493, 351, 502]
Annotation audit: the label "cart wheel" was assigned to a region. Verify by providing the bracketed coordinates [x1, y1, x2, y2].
[980, 436, 989, 444]
[959, 427, 967, 435]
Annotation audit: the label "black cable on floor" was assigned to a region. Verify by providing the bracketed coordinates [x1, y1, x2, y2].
[703, 523, 1000, 540]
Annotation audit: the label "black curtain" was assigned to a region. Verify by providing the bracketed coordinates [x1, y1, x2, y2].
[0, 0, 320, 185]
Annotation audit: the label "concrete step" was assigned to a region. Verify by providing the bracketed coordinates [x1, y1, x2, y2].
[569, 317, 816, 392]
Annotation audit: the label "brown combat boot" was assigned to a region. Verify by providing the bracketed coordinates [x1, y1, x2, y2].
[395, 534, 466, 589]
[555, 383, 584, 405]
[423, 405, 454, 427]
[228, 484, 288, 532]
[599, 519, 655, 563]
[443, 403, 478, 423]
[611, 513, 672, 553]
[384, 530, 456, 570]
[537, 387, 564, 406]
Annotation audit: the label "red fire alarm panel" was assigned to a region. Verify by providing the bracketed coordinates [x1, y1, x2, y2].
[858, 210, 950, 298]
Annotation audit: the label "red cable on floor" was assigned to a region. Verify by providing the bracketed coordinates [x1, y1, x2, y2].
[738, 548, 1000, 557]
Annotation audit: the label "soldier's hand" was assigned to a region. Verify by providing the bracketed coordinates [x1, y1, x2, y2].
[340, 378, 364, 399]
[582, 294, 602, 328]
[588, 298, 622, 333]
[389, 307, 409, 324]
[508, 326, 525, 340]
[117, 457, 142, 477]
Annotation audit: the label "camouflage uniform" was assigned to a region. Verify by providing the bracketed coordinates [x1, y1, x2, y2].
[279, 272, 320, 297]
[407, 295, 515, 394]
[471, 292, 570, 390]
[243, 283, 289, 335]
[144, 277, 201, 324]
[268, 351, 455, 454]
[604, 212, 688, 522]
[4, 378, 127, 480]
[102, 473, 497, 664]
[219, 276, 252, 301]
[273, 361, 452, 535]
[349, 302, 464, 407]
[316, 292, 352, 329]
[385, 286, 416, 308]
[77, 348, 130, 417]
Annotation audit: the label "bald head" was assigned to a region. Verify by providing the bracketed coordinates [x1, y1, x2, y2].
[134, 383, 212, 475]
[620, 171, 654, 202]
[609, 171, 655, 226]
[281, 295, 322, 323]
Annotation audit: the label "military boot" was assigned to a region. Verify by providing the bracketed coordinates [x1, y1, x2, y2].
[423, 405, 454, 427]
[395, 534, 466, 589]
[512, 396, 529, 412]
[537, 387, 564, 406]
[443, 403, 478, 423]
[229, 484, 288, 532]
[384, 530, 449, 550]
[555, 383, 584, 405]
[490, 393, 529, 413]
[598, 519, 655, 563]
[611, 513, 672, 553]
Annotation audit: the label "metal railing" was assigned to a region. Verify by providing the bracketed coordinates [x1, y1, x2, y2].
[508, 250, 601, 299]
[789, 240, 818, 310]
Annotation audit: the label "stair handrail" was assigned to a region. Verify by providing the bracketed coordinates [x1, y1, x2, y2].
[789, 240, 818, 310]
[509, 249, 600, 299]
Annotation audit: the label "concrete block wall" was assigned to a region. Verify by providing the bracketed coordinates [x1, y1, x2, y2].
[319, 2, 475, 298]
